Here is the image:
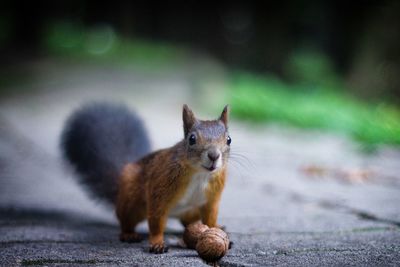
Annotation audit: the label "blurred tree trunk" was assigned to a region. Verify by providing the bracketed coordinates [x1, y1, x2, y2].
[346, 1, 400, 103]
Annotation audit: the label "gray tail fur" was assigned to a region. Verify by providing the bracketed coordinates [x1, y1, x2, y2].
[60, 102, 151, 204]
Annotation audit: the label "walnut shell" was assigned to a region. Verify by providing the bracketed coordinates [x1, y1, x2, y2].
[195, 228, 229, 262]
[183, 222, 209, 249]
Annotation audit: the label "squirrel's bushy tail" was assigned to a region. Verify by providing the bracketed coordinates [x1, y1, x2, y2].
[61, 102, 151, 204]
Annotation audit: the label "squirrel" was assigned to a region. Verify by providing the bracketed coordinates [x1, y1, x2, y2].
[61, 102, 231, 253]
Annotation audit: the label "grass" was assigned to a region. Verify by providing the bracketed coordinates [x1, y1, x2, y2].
[227, 72, 400, 148]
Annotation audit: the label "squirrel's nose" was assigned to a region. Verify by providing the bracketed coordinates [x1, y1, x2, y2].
[207, 151, 220, 161]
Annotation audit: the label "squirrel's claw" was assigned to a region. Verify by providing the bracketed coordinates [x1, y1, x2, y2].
[149, 243, 169, 254]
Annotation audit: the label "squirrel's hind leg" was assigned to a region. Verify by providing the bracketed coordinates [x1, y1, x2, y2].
[116, 163, 146, 243]
[117, 195, 146, 243]
[118, 207, 146, 243]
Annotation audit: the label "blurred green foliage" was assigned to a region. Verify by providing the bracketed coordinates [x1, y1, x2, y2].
[45, 21, 186, 69]
[228, 72, 400, 148]
[284, 48, 343, 91]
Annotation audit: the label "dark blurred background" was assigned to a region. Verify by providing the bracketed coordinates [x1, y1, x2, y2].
[1, 0, 399, 101]
[1, 0, 400, 148]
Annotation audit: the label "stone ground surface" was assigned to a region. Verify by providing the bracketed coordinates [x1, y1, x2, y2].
[1, 59, 400, 266]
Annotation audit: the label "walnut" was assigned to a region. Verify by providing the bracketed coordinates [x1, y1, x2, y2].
[183, 222, 209, 249]
[195, 228, 229, 263]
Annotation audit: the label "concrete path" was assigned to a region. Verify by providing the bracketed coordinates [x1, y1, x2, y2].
[1, 59, 399, 266]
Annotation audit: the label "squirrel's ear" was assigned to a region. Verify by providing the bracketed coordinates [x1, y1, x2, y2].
[183, 104, 196, 137]
[219, 105, 229, 126]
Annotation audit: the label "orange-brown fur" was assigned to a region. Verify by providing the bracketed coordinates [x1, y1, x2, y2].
[116, 105, 230, 253]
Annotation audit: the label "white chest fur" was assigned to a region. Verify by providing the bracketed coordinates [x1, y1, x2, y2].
[169, 172, 211, 217]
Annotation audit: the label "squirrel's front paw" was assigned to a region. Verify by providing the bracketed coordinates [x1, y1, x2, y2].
[149, 242, 169, 254]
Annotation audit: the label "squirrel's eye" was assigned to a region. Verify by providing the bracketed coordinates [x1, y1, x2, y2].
[189, 134, 196, 145]
[227, 136, 232, 145]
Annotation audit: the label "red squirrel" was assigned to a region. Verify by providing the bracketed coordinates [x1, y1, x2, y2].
[61, 103, 231, 253]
